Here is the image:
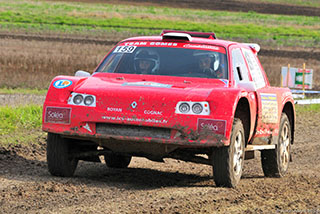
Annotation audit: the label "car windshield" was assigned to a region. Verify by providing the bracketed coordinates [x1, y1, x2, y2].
[95, 42, 228, 79]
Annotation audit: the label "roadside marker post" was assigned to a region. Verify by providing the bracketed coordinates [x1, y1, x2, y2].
[286, 64, 290, 87]
[302, 63, 306, 97]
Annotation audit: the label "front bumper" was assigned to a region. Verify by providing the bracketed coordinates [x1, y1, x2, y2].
[42, 105, 229, 148]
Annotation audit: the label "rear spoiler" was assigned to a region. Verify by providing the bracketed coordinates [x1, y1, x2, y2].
[243, 43, 260, 54]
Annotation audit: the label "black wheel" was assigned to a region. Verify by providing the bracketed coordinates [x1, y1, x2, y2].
[213, 118, 245, 188]
[104, 153, 132, 168]
[261, 113, 291, 177]
[47, 133, 78, 177]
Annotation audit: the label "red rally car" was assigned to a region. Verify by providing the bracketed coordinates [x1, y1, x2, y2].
[42, 30, 295, 187]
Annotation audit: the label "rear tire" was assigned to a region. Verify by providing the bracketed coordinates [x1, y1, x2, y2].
[261, 113, 291, 177]
[213, 118, 245, 188]
[47, 133, 78, 177]
[104, 153, 132, 168]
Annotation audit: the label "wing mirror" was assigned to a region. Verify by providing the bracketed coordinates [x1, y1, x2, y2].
[237, 81, 257, 92]
[75, 70, 91, 77]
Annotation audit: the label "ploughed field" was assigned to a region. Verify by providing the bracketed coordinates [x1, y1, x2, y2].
[1, 32, 320, 89]
[0, 105, 319, 213]
[59, 0, 320, 16]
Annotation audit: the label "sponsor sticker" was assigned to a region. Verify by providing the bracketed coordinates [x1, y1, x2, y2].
[107, 107, 123, 112]
[119, 42, 226, 54]
[83, 123, 92, 133]
[45, 107, 71, 124]
[122, 81, 172, 88]
[144, 110, 162, 115]
[256, 128, 273, 135]
[53, 79, 72, 89]
[197, 119, 226, 136]
[101, 116, 168, 124]
[261, 93, 278, 123]
[220, 79, 228, 86]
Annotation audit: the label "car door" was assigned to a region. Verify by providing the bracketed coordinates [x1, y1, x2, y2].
[230, 46, 257, 140]
[241, 47, 281, 144]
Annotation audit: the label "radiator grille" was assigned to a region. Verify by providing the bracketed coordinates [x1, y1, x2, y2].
[96, 123, 171, 139]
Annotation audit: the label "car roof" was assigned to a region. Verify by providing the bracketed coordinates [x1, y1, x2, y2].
[120, 35, 237, 49]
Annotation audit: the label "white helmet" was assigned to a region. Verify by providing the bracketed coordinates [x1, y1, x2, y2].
[193, 50, 220, 71]
[134, 49, 160, 74]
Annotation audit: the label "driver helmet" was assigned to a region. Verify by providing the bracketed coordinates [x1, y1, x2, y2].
[134, 49, 160, 74]
[193, 50, 219, 71]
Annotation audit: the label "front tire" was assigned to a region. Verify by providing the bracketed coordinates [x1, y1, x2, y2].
[104, 153, 132, 168]
[213, 118, 245, 188]
[261, 113, 291, 177]
[47, 133, 78, 177]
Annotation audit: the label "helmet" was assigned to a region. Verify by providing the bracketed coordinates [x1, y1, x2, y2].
[193, 50, 220, 71]
[134, 49, 160, 74]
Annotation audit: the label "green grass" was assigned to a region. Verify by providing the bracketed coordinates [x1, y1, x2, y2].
[0, 0, 320, 47]
[295, 103, 320, 113]
[0, 104, 44, 147]
[0, 88, 47, 95]
[0, 105, 42, 135]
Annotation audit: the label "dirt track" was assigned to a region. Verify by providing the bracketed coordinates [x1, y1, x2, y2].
[0, 110, 320, 213]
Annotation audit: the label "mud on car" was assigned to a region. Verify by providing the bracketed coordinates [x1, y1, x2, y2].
[42, 30, 295, 188]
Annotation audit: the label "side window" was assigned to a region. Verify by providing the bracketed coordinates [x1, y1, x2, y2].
[242, 48, 266, 89]
[231, 48, 250, 83]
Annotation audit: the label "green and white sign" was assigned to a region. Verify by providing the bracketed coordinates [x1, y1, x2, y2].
[281, 67, 313, 89]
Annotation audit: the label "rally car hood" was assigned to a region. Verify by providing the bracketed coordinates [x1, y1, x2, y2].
[74, 73, 228, 100]
[68, 73, 229, 124]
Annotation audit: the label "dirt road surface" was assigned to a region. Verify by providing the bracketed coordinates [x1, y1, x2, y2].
[0, 109, 319, 213]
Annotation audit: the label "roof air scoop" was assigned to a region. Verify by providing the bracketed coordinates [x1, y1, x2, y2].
[162, 32, 192, 41]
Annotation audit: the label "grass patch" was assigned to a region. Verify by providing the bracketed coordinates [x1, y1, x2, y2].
[295, 103, 320, 113]
[1, 0, 320, 47]
[0, 104, 43, 147]
[0, 88, 47, 95]
[0, 105, 42, 135]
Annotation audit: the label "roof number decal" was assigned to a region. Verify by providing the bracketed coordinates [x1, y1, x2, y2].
[113, 46, 137, 54]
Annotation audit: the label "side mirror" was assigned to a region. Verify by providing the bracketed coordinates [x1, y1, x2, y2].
[237, 81, 257, 92]
[75, 70, 91, 77]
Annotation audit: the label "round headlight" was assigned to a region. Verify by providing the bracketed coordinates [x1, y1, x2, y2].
[84, 95, 94, 106]
[179, 103, 190, 113]
[73, 94, 83, 105]
[192, 103, 203, 114]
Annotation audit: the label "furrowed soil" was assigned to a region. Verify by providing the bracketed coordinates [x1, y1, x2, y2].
[57, 0, 320, 17]
[0, 109, 320, 213]
[1, 32, 320, 89]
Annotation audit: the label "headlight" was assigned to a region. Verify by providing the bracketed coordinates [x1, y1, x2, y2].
[179, 103, 190, 113]
[175, 101, 210, 115]
[73, 94, 83, 105]
[192, 103, 203, 114]
[84, 95, 94, 106]
[68, 93, 96, 107]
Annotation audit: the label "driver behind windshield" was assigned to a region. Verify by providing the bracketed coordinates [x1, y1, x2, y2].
[134, 49, 160, 74]
[194, 51, 223, 78]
